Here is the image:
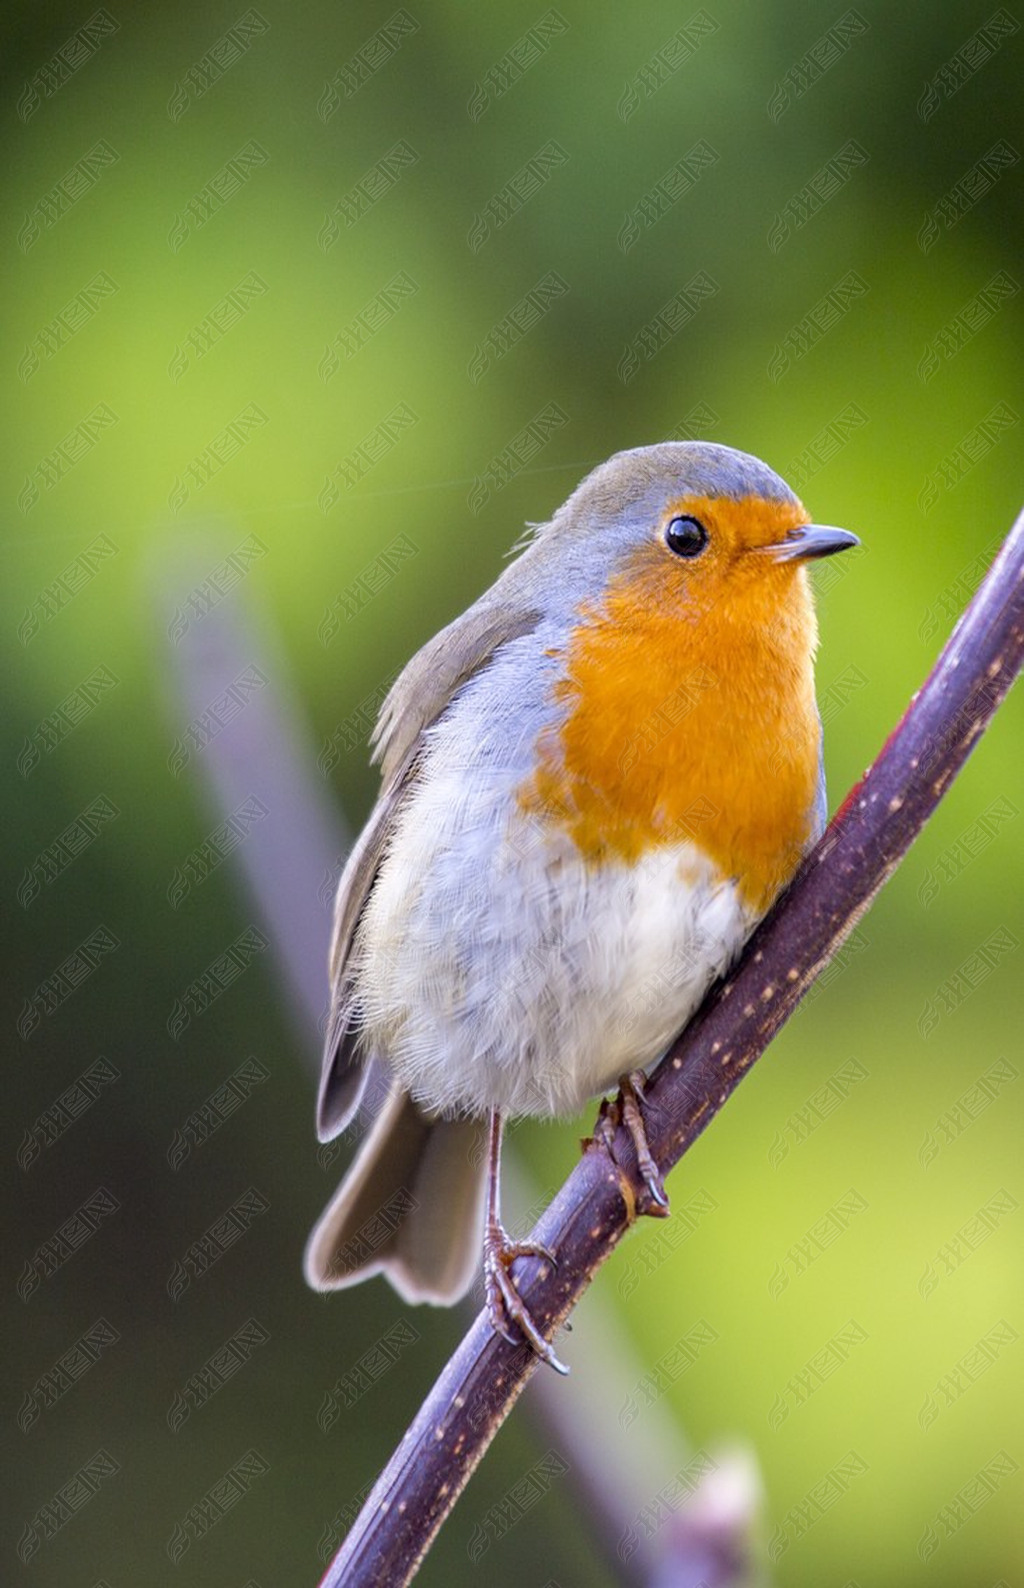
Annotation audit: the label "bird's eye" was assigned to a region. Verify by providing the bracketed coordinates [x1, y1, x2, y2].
[665, 515, 709, 558]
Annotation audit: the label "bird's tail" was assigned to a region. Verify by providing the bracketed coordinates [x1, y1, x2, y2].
[304, 1080, 488, 1304]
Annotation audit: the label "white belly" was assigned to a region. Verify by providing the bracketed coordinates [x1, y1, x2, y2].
[352, 776, 755, 1120]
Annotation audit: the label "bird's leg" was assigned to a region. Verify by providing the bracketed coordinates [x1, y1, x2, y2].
[482, 1108, 567, 1375]
[591, 1070, 670, 1216]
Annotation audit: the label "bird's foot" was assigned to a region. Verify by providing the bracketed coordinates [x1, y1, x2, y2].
[483, 1219, 567, 1375]
[591, 1070, 670, 1217]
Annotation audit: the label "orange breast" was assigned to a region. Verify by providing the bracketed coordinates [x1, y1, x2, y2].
[518, 528, 823, 915]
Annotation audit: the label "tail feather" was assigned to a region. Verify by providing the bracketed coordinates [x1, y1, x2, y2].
[304, 1081, 488, 1305]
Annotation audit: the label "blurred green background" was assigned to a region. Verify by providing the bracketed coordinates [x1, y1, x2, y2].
[4, 1, 1023, 1584]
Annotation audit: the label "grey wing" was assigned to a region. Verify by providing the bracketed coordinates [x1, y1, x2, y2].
[316, 769, 411, 1140]
[372, 598, 541, 782]
[316, 594, 541, 1141]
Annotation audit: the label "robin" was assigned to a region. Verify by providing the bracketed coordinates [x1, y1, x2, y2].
[305, 441, 858, 1372]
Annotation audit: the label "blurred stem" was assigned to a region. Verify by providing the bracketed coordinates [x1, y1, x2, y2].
[321, 503, 1024, 1588]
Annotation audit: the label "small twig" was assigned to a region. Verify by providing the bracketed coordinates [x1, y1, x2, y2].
[322, 508, 1024, 1588]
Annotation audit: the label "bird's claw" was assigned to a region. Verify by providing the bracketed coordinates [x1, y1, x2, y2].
[483, 1222, 567, 1375]
[589, 1070, 670, 1216]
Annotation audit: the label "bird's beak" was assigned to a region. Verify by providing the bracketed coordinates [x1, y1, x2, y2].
[763, 524, 860, 562]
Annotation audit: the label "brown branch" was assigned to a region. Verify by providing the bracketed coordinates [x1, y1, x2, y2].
[319, 507, 1024, 1588]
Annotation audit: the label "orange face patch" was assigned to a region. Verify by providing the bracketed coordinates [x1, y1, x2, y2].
[517, 493, 824, 914]
[641, 491, 811, 612]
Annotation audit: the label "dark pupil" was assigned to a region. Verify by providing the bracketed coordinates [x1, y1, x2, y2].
[666, 516, 707, 557]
